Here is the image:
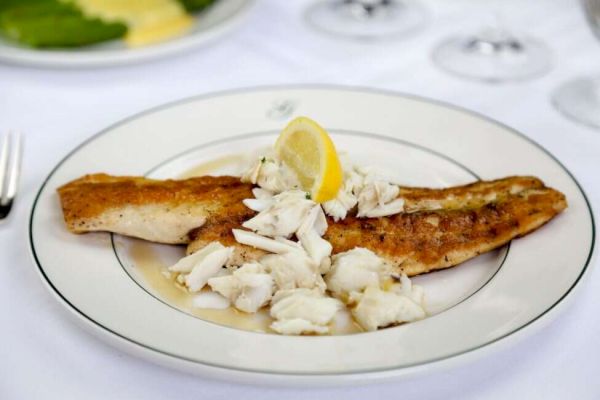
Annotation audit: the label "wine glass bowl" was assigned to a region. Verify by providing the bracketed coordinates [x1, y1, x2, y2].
[304, 0, 428, 40]
[432, 28, 552, 83]
[583, 0, 600, 38]
[552, 0, 600, 129]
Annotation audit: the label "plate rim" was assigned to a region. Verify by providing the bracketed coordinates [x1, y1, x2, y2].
[28, 84, 597, 381]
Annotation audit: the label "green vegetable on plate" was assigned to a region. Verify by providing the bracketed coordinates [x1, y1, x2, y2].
[0, 0, 216, 49]
[0, 0, 126, 48]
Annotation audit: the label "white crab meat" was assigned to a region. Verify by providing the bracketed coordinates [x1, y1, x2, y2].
[183, 245, 234, 292]
[242, 190, 315, 238]
[296, 205, 328, 237]
[191, 291, 231, 309]
[252, 187, 274, 199]
[242, 198, 272, 212]
[240, 157, 300, 193]
[297, 229, 332, 274]
[357, 180, 405, 218]
[269, 288, 343, 335]
[232, 229, 302, 254]
[168, 242, 226, 273]
[240, 157, 262, 184]
[389, 273, 426, 306]
[243, 188, 277, 212]
[322, 169, 363, 221]
[168, 242, 233, 293]
[270, 318, 329, 335]
[352, 286, 426, 331]
[325, 247, 391, 301]
[207, 263, 274, 313]
[322, 189, 358, 221]
[260, 252, 326, 292]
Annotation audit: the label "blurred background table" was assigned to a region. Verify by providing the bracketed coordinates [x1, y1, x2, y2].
[1, 0, 599, 398]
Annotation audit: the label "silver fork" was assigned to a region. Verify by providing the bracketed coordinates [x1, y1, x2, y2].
[0, 132, 23, 220]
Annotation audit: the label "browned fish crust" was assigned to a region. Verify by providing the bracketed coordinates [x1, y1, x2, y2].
[185, 176, 566, 274]
[324, 187, 566, 275]
[58, 173, 253, 243]
[58, 174, 567, 275]
[400, 176, 545, 212]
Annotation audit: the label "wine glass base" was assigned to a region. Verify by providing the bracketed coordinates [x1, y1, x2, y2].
[305, 0, 427, 40]
[432, 35, 552, 83]
[552, 77, 600, 129]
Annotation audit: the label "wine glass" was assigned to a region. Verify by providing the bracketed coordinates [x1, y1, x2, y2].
[552, 0, 600, 129]
[432, 10, 552, 82]
[304, 0, 428, 40]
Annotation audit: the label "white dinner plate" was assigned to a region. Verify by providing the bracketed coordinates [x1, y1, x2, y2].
[0, 0, 253, 69]
[29, 86, 595, 385]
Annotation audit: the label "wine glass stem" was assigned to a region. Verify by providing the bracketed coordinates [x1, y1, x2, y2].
[465, 36, 523, 55]
[343, 0, 395, 19]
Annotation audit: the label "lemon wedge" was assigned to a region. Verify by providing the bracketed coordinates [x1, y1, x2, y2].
[125, 14, 193, 47]
[275, 117, 343, 203]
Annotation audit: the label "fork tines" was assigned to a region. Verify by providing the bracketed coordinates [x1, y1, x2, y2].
[0, 131, 22, 219]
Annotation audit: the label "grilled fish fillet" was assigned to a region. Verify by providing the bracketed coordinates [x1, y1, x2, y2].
[57, 173, 252, 244]
[325, 187, 566, 276]
[58, 174, 567, 276]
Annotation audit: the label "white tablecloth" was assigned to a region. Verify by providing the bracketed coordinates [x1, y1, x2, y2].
[1, 0, 599, 398]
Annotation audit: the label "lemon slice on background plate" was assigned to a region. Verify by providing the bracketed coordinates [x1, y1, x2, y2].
[275, 116, 343, 203]
[73, 0, 194, 47]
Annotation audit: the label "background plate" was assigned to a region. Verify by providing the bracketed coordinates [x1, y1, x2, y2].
[0, 0, 253, 68]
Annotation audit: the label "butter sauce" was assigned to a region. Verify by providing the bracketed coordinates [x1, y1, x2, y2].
[178, 154, 246, 179]
[123, 156, 362, 335]
[128, 240, 273, 333]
